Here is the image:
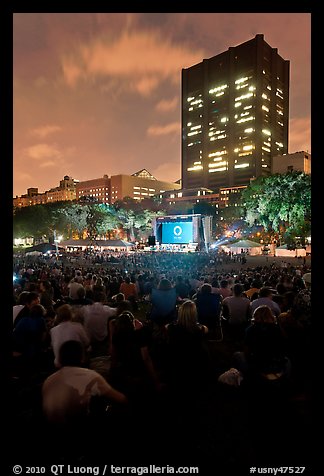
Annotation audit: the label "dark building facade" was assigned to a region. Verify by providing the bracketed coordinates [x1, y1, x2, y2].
[181, 34, 290, 192]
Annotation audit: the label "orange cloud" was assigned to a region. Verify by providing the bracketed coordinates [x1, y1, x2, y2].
[152, 161, 181, 183]
[25, 143, 62, 160]
[61, 30, 204, 94]
[155, 97, 178, 112]
[133, 76, 160, 96]
[147, 122, 180, 136]
[39, 160, 56, 168]
[30, 125, 62, 138]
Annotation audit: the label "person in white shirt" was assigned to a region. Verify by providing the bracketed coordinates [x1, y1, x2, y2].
[42, 339, 127, 425]
[50, 304, 90, 368]
[13, 291, 30, 324]
[67, 278, 84, 301]
[83, 291, 117, 356]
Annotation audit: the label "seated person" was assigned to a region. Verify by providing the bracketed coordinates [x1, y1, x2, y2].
[50, 304, 90, 368]
[149, 278, 177, 325]
[108, 311, 160, 403]
[12, 303, 48, 376]
[222, 283, 251, 340]
[42, 340, 127, 426]
[194, 283, 222, 331]
[13, 291, 40, 328]
[233, 305, 290, 383]
[250, 287, 281, 318]
[165, 300, 210, 389]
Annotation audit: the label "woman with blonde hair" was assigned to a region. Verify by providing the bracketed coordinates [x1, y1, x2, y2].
[176, 299, 208, 333]
[252, 304, 276, 324]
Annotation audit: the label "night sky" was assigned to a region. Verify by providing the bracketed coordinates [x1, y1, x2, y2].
[13, 13, 311, 197]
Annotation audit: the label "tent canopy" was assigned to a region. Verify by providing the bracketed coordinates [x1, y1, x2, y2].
[24, 242, 63, 253]
[60, 239, 134, 248]
[275, 244, 306, 257]
[227, 239, 263, 248]
[276, 244, 305, 250]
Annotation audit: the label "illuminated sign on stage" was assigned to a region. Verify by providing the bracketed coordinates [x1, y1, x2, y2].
[161, 221, 193, 244]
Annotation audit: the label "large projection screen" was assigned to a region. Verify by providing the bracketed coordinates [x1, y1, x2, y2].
[161, 221, 193, 244]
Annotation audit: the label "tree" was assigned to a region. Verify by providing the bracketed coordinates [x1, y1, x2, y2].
[241, 171, 311, 244]
[95, 204, 119, 239]
[193, 200, 217, 217]
[60, 203, 88, 239]
[165, 201, 193, 216]
[140, 195, 165, 213]
[13, 204, 52, 241]
[84, 204, 107, 243]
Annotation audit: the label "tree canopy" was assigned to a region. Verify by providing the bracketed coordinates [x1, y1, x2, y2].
[241, 171, 311, 243]
[13, 198, 168, 243]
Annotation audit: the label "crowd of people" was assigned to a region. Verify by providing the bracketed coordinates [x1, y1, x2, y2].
[11, 249, 312, 468]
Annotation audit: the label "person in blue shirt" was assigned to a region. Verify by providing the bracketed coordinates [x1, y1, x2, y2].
[149, 278, 177, 325]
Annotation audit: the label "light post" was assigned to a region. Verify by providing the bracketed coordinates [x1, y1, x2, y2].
[53, 229, 58, 255]
[54, 230, 63, 256]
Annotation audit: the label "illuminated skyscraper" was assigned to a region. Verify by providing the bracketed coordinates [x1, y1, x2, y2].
[181, 34, 289, 192]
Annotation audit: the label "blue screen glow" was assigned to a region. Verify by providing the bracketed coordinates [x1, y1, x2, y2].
[161, 221, 193, 244]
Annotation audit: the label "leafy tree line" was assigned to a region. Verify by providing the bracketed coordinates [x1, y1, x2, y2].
[13, 194, 218, 244]
[241, 171, 311, 245]
[13, 171, 311, 246]
[14, 199, 148, 243]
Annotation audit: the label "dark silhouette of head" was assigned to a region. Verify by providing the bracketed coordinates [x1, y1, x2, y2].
[59, 340, 85, 367]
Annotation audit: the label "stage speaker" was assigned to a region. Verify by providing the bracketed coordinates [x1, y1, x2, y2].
[148, 235, 156, 246]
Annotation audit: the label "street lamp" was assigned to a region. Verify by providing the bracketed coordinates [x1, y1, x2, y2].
[53, 230, 63, 255]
